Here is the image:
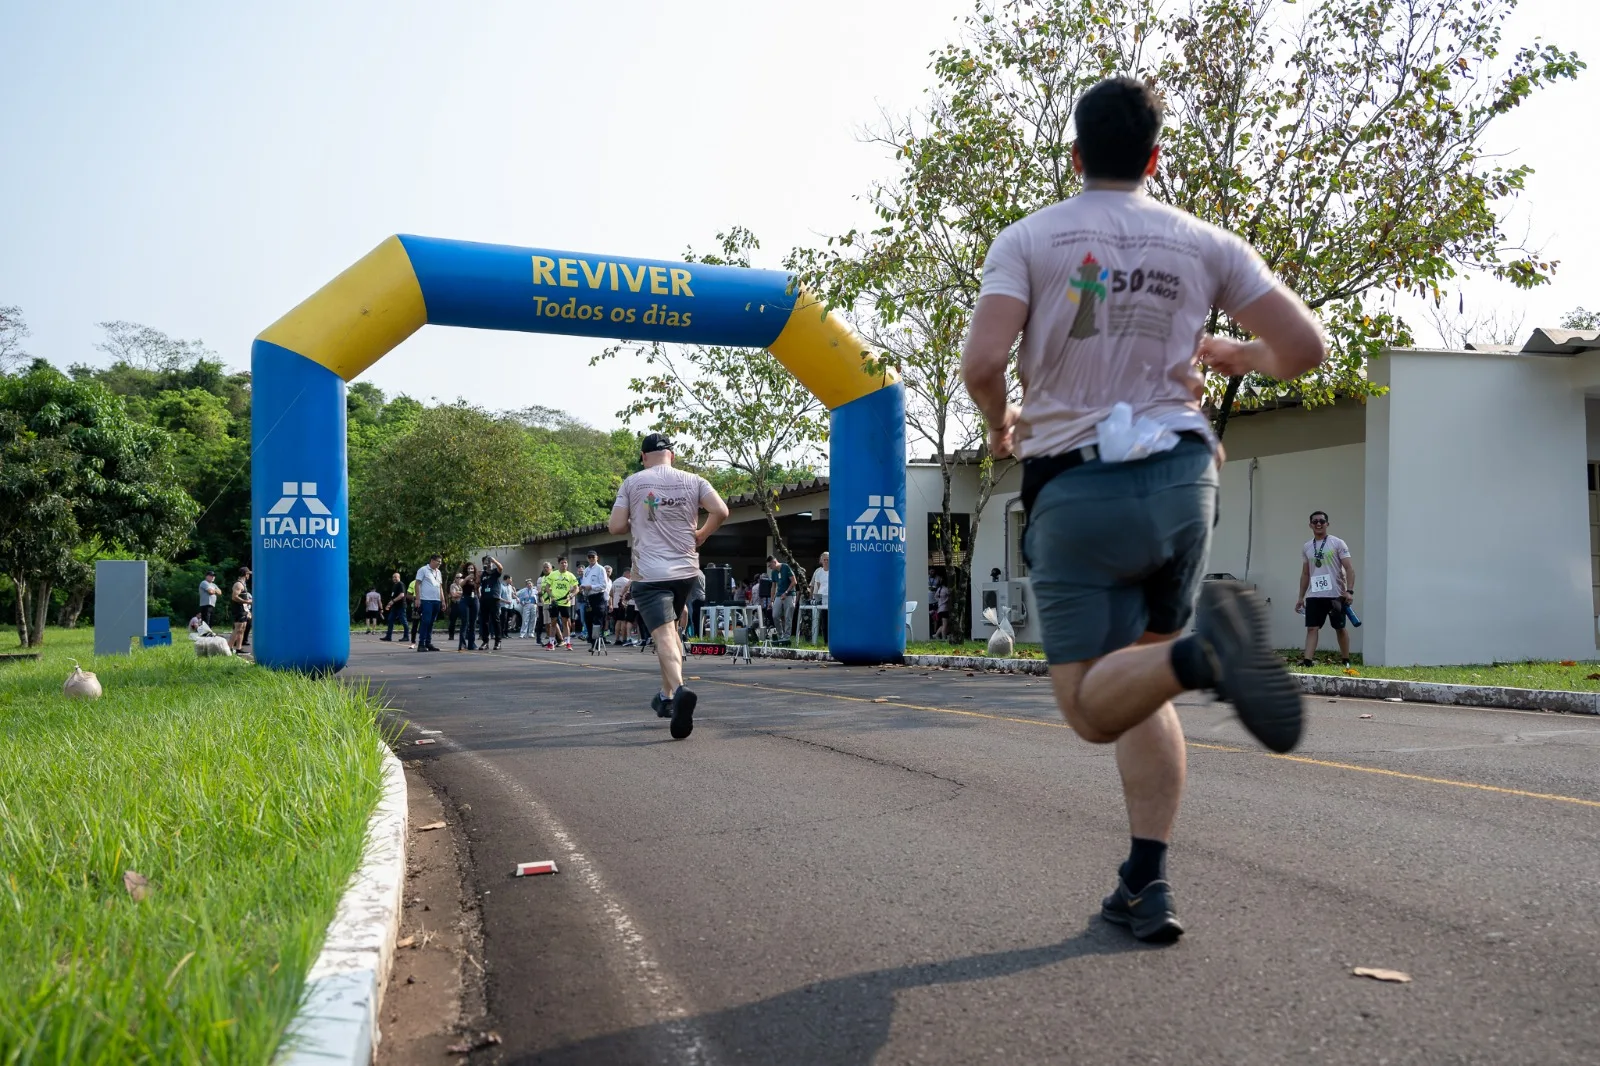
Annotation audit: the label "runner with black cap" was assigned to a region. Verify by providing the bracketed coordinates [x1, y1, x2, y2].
[609, 432, 730, 739]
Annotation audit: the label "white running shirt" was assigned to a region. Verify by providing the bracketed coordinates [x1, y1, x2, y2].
[614, 465, 717, 582]
[979, 188, 1277, 458]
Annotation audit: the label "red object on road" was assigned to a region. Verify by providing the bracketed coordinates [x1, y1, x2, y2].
[514, 860, 559, 877]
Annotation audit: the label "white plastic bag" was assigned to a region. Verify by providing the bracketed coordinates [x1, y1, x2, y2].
[1094, 402, 1179, 463]
[982, 606, 1015, 659]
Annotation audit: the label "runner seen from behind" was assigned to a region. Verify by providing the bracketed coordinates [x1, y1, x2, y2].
[961, 77, 1328, 942]
[609, 432, 730, 739]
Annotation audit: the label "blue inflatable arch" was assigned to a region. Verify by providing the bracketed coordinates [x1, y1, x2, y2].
[251, 235, 907, 671]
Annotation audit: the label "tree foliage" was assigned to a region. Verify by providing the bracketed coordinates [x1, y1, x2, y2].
[803, 0, 1583, 436]
[0, 306, 30, 376]
[0, 364, 197, 645]
[349, 404, 554, 579]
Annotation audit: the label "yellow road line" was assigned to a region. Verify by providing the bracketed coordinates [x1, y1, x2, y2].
[467, 652, 1600, 810]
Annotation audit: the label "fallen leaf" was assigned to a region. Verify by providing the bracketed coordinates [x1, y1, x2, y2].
[1352, 966, 1411, 983]
[1560, 660, 1577, 667]
[1358, 713, 1373, 719]
[417, 821, 447, 832]
[1587, 673, 1600, 681]
[396, 935, 416, 949]
[1344, 668, 1360, 676]
[124, 870, 150, 902]
[688, 675, 700, 680]
[965, 671, 975, 677]
[414, 738, 437, 746]
[447, 1031, 503, 1054]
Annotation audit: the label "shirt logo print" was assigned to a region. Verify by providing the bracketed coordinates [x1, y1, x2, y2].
[1067, 253, 1108, 339]
[645, 491, 660, 521]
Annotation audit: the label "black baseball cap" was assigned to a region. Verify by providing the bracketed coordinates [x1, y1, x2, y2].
[641, 432, 674, 454]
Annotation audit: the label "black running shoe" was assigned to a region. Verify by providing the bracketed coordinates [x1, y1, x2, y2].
[1195, 580, 1304, 753]
[1101, 878, 1184, 943]
[669, 686, 697, 739]
[651, 692, 671, 718]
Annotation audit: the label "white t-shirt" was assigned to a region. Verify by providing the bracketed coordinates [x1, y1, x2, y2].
[978, 188, 1278, 458]
[613, 465, 718, 581]
[1302, 535, 1352, 598]
[610, 575, 631, 608]
[414, 565, 443, 602]
[811, 567, 829, 604]
[580, 563, 608, 595]
[364, 590, 382, 611]
[199, 579, 219, 607]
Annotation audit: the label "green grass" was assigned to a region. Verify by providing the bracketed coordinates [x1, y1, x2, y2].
[1285, 652, 1600, 691]
[0, 628, 387, 1064]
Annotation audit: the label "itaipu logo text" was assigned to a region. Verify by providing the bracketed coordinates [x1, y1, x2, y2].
[847, 494, 906, 554]
[259, 482, 340, 548]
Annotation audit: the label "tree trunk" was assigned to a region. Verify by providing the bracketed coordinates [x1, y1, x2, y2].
[1212, 374, 1245, 441]
[759, 490, 808, 641]
[937, 460, 960, 644]
[963, 455, 1015, 644]
[27, 578, 50, 647]
[11, 575, 28, 648]
[58, 585, 89, 629]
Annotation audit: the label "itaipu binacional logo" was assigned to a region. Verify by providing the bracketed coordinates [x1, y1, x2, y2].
[847, 494, 906, 553]
[259, 481, 340, 549]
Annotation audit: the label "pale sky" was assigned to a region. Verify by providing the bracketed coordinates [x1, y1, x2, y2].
[2, 1, 1595, 431]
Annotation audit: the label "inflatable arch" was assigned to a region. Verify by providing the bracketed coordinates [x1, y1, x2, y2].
[251, 235, 907, 672]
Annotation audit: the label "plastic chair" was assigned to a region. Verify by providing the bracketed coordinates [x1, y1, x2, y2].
[904, 601, 918, 638]
[141, 617, 173, 648]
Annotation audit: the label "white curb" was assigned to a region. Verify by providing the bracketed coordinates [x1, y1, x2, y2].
[279, 746, 408, 1065]
[747, 646, 1599, 714]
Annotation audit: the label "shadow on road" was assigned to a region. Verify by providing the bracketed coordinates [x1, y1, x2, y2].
[513, 920, 1154, 1065]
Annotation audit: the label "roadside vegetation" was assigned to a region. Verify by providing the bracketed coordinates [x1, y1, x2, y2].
[1289, 654, 1600, 692]
[0, 629, 386, 1064]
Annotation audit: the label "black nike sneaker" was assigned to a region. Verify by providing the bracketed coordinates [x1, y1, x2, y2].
[669, 686, 697, 740]
[1101, 878, 1184, 943]
[1194, 580, 1304, 753]
[651, 692, 671, 718]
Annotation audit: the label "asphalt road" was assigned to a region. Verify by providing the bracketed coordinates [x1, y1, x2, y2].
[351, 633, 1600, 1066]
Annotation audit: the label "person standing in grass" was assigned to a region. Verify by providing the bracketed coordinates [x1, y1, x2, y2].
[1295, 510, 1356, 667]
[363, 587, 382, 633]
[229, 567, 252, 653]
[197, 570, 221, 627]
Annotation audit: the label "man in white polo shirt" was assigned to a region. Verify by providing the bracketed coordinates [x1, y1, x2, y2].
[413, 554, 443, 652]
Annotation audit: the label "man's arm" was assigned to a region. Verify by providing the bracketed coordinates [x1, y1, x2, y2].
[1199, 285, 1327, 382]
[1342, 555, 1357, 601]
[695, 484, 730, 546]
[608, 500, 631, 535]
[1295, 559, 1310, 608]
[961, 294, 1029, 458]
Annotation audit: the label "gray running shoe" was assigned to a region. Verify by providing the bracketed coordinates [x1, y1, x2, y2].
[1101, 878, 1184, 943]
[651, 692, 671, 718]
[1195, 580, 1304, 753]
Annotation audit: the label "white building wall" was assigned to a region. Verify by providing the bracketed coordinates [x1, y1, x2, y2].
[1365, 351, 1593, 665]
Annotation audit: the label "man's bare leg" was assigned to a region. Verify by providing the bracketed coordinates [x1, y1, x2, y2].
[1047, 633, 1185, 744]
[1116, 702, 1186, 842]
[653, 619, 684, 697]
[1302, 625, 1320, 662]
[1335, 624, 1350, 660]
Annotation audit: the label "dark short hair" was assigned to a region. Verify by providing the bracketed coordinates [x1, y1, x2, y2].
[429, 553, 441, 561]
[1074, 77, 1164, 182]
[1310, 511, 1329, 522]
[766, 555, 779, 564]
[557, 555, 568, 563]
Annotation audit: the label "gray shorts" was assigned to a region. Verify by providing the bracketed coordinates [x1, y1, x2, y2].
[1024, 436, 1217, 664]
[631, 576, 704, 634]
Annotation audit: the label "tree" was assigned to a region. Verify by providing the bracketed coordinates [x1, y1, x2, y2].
[1425, 297, 1526, 349]
[807, 0, 1582, 436]
[1561, 307, 1600, 331]
[594, 230, 829, 595]
[95, 320, 213, 373]
[0, 365, 197, 646]
[515, 406, 640, 531]
[0, 306, 30, 375]
[349, 404, 552, 585]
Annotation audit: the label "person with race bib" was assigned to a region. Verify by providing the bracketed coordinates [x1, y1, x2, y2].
[544, 557, 580, 650]
[1294, 510, 1356, 667]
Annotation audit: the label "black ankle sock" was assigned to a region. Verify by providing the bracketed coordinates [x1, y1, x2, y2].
[1121, 837, 1168, 893]
[1170, 635, 1217, 690]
